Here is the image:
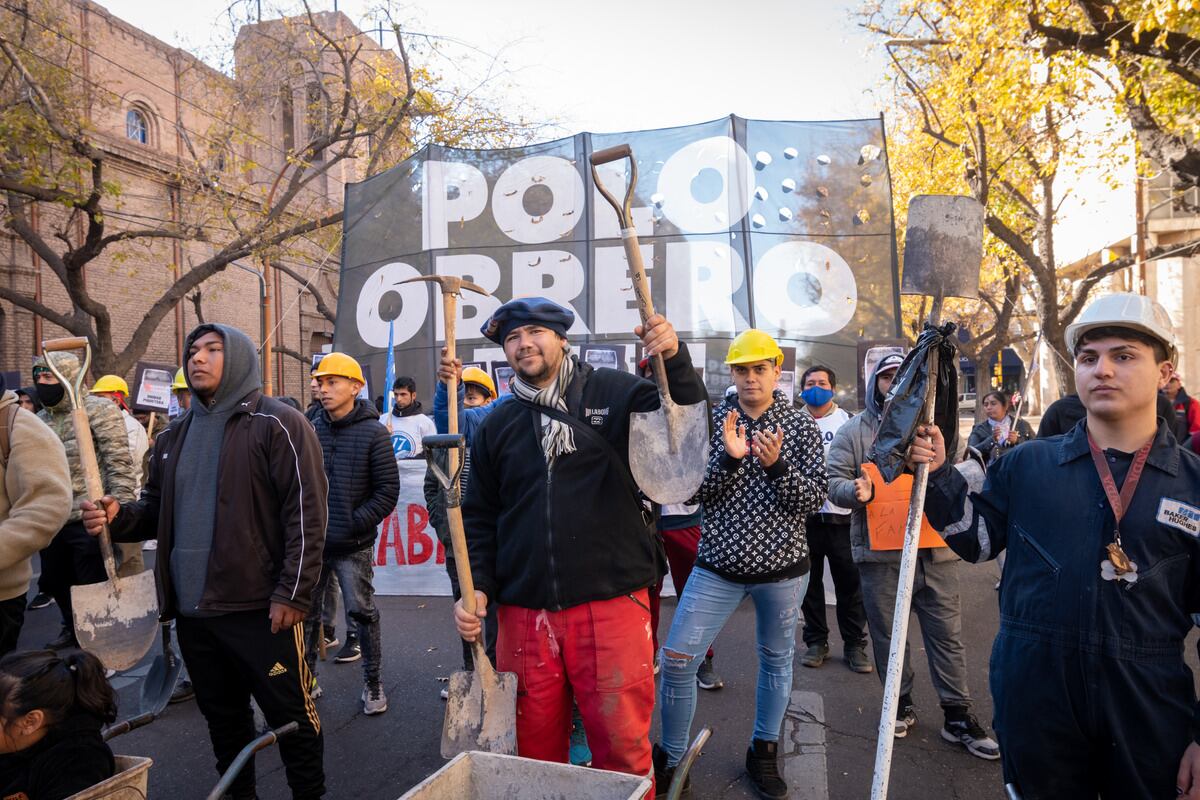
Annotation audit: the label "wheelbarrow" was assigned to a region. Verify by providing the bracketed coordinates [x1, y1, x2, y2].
[69, 713, 297, 799]
[397, 727, 712, 800]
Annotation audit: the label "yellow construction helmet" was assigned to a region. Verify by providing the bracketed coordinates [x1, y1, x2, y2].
[462, 366, 497, 399]
[313, 352, 365, 384]
[172, 369, 188, 391]
[725, 329, 784, 366]
[91, 375, 129, 395]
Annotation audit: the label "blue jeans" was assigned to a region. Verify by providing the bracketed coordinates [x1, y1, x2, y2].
[658, 566, 807, 765]
[305, 548, 382, 685]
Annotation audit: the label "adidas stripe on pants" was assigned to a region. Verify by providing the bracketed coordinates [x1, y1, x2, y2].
[177, 610, 325, 799]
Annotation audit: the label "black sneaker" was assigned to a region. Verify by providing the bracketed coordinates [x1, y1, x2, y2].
[696, 655, 724, 691]
[169, 679, 195, 705]
[27, 593, 53, 610]
[334, 635, 361, 663]
[44, 627, 76, 651]
[941, 712, 1001, 760]
[745, 738, 787, 799]
[894, 696, 917, 739]
[652, 743, 692, 799]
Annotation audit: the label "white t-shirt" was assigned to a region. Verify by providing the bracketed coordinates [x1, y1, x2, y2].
[807, 404, 852, 517]
[379, 412, 437, 462]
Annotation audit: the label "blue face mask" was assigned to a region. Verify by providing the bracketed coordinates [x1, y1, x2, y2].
[800, 386, 835, 408]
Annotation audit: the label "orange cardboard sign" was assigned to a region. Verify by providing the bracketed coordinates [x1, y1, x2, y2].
[860, 462, 947, 551]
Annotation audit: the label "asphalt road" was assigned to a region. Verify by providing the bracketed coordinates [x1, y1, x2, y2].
[20, 550, 1033, 799]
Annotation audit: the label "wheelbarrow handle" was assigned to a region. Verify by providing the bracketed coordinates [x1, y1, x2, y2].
[205, 722, 299, 800]
[103, 711, 157, 741]
[667, 726, 712, 800]
[41, 336, 91, 352]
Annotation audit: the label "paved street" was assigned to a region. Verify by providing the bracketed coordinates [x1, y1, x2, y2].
[19, 549, 1072, 799]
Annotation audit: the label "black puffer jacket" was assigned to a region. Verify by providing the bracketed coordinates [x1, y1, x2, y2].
[311, 399, 399, 556]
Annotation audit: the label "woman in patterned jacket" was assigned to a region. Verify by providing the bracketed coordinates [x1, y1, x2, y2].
[652, 329, 827, 800]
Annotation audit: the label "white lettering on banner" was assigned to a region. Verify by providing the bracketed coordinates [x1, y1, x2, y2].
[657, 136, 754, 233]
[665, 240, 749, 333]
[753, 241, 858, 336]
[594, 244, 655, 334]
[434, 254, 503, 338]
[511, 250, 590, 335]
[356, 261, 430, 349]
[592, 161, 655, 239]
[374, 461, 452, 596]
[492, 156, 585, 244]
[422, 160, 488, 250]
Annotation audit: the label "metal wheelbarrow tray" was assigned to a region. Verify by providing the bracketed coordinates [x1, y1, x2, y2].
[397, 751, 653, 800]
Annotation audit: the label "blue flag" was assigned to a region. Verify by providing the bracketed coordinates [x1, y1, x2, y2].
[383, 319, 395, 417]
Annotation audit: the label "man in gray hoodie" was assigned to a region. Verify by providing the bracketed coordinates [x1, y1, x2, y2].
[826, 353, 999, 761]
[83, 323, 328, 800]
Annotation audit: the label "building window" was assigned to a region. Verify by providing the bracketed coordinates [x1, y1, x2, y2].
[126, 108, 148, 144]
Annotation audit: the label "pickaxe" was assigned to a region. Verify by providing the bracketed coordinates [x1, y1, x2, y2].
[399, 275, 518, 756]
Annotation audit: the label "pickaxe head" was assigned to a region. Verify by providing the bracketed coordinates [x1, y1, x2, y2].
[399, 275, 491, 298]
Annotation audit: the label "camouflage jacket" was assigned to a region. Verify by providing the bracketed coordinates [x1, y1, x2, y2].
[35, 353, 138, 521]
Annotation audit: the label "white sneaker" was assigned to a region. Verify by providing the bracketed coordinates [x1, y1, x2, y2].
[363, 683, 388, 715]
[439, 686, 449, 700]
[142, 540, 157, 551]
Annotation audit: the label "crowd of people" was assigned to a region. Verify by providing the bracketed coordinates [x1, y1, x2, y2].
[0, 289, 1196, 799]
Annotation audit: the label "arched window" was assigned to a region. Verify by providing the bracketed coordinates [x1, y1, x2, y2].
[125, 108, 148, 144]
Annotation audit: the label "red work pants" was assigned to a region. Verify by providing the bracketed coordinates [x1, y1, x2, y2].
[648, 525, 713, 658]
[496, 590, 654, 786]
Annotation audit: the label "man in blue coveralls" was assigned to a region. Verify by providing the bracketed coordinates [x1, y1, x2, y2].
[911, 292, 1200, 799]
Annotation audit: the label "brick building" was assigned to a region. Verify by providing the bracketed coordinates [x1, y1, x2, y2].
[0, 1, 394, 399]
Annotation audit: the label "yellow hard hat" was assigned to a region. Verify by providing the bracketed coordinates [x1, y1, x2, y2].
[92, 375, 129, 395]
[313, 352, 365, 384]
[172, 368, 188, 391]
[725, 329, 784, 366]
[462, 366, 497, 399]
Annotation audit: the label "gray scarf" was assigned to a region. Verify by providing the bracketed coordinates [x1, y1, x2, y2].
[510, 348, 577, 463]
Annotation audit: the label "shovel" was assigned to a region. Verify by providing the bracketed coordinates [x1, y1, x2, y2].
[403, 274, 518, 758]
[41, 337, 159, 672]
[590, 144, 710, 504]
[139, 623, 184, 716]
[871, 195, 982, 800]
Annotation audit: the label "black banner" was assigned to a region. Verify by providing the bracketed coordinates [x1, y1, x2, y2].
[335, 115, 900, 405]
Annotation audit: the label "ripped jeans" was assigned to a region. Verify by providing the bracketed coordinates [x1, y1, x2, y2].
[658, 566, 807, 765]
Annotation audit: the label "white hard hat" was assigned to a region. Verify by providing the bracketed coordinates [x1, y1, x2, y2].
[1065, 292, 1177, 363]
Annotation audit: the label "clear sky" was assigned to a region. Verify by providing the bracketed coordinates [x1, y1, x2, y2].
[92, 0, 884, 134]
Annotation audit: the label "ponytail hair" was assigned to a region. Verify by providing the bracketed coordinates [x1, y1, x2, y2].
[0, 649, 117, 729]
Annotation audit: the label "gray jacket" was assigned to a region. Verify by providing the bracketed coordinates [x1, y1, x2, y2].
[826, 360, 959, 565]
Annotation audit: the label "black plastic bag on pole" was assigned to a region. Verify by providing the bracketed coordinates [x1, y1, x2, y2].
[867, 322, 960, 483]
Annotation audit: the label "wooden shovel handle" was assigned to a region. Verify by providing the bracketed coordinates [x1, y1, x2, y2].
[620, 231, 671, 400]
[589, 144, 632, 165]
[42, 336, 90, 352]
[439, 294, 481, 617]
[72, 408, 119, 583]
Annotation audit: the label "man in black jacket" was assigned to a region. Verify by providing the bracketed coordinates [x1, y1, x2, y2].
[453, 297, 706, 786]
[304, 353, 399, 715]
[81, 323, 328, 800]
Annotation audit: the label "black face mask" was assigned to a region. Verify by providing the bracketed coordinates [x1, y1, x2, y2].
[36, 382, 65, 408]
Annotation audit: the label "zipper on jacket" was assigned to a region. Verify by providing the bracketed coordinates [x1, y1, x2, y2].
[546, 462, 562, 610]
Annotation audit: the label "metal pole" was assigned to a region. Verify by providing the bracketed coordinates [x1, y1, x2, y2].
[231, 262, 267, 387]
[871, 295, 943, 800]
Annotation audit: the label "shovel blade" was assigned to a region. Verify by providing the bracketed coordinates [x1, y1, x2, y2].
[71, 571, 159, 672]
[440, 665, 518, 758]
[629, 398, 711, 505]
[139, 629, 183, 716]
